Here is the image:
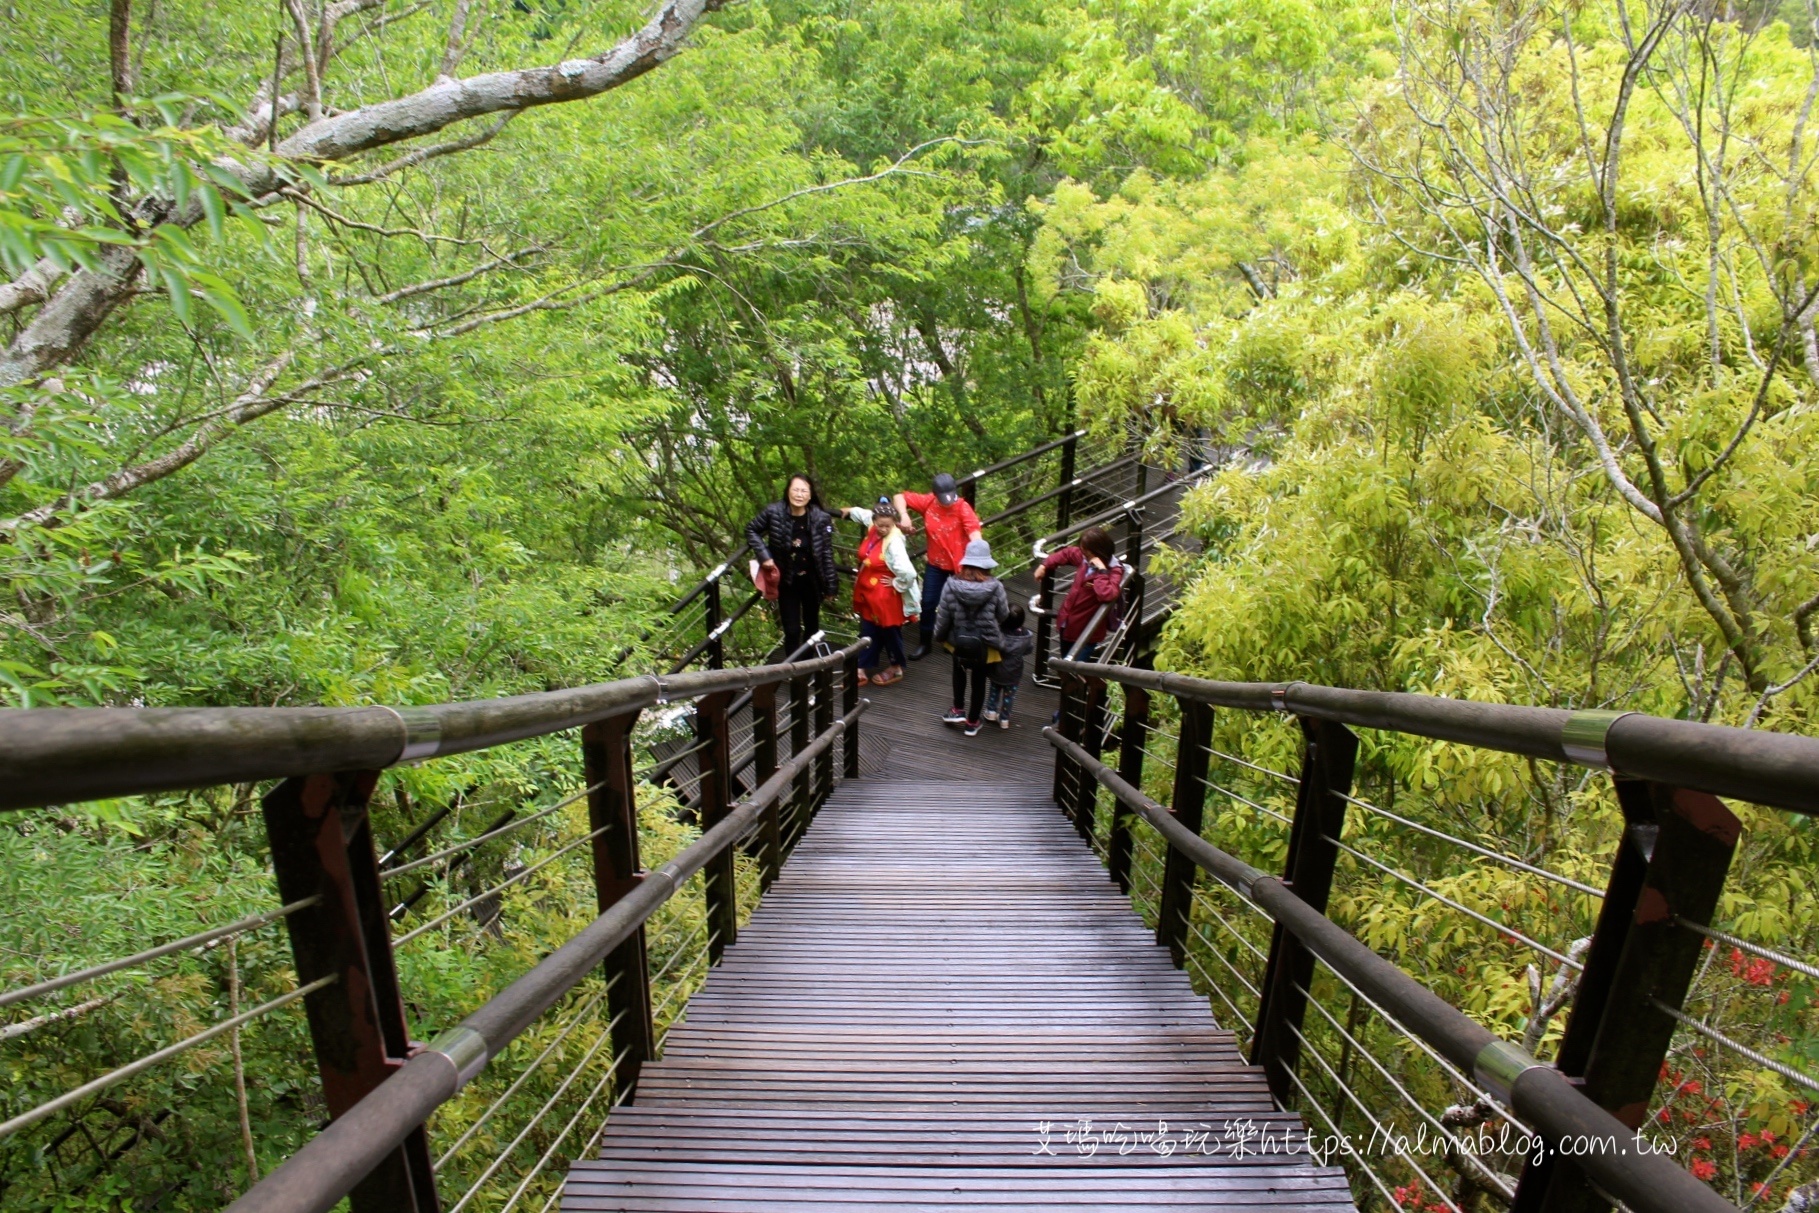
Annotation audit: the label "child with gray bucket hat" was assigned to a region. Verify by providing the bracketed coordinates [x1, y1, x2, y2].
[932, 538, 1010, 736]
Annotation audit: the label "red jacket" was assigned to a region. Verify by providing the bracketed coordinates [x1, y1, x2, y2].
[902, 491, 981, 572]
[1041, 546, 1125, 644]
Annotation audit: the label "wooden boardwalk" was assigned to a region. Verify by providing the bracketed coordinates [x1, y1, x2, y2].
[562, 756, 1357, 1209]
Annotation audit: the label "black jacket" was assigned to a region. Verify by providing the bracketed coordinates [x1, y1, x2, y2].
[991, 627, 1034, 686]
[746, 501, 839, 594]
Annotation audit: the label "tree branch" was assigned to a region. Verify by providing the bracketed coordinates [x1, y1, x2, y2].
[0, 351, 315, 535]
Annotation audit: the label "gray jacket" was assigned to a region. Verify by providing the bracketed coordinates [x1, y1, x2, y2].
[991, 627, 1034, 686]
[933, 576, 1008, 655]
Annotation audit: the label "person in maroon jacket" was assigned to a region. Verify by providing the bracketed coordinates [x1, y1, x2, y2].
[1036, 526, 1125, 662]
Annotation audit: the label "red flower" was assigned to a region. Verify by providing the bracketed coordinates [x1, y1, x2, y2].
[1693, 1137, 1712, 1150]
[1745, 958, 1776, 986]
[1771, 1145, 1789, 1160]
[1761, 1131, 1777, 1144]
[1690, 1158, 1718, 1181]
[1739, 1133, 1759, 1150]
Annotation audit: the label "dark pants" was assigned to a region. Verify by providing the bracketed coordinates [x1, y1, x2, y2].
[951, 653, 990, 722]
[779, 577, 822, 659]
[918, 565, 952, 645]
[860, 620, 905, 670]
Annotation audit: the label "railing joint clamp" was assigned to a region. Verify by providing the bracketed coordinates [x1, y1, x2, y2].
[1472, 1038, 1544, 1102]
[1561, 709, 1637, 770]
[388, 706, 442, 762]
[426, 1025, 488, 1090]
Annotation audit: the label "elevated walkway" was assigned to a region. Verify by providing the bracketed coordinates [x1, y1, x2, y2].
[562, 674, 1355, 1210]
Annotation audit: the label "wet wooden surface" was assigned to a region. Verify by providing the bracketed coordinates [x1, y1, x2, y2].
[563, 780, 1356, 1211]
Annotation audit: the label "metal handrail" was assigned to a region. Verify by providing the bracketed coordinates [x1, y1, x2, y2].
[977, 455, 1139, 529]
[1032, 468, 1211, 557]
[0, 643, 866, 813]
[1043, 726, 1736, 1213]
[956, 429, 1085, 489]
[224, 698, 869, 1213]
[1050, 660, 1819, 816]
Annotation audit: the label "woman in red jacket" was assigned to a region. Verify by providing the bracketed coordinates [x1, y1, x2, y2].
[1037, 526, 1124, 662]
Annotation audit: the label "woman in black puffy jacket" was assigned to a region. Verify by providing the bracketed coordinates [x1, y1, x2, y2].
[746, 474, 839, 657]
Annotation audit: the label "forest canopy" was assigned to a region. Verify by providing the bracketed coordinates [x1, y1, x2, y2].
[5, 0, 1819, 1208]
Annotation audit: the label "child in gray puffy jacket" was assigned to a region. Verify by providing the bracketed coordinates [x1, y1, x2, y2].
[984, 606, 1032, 730]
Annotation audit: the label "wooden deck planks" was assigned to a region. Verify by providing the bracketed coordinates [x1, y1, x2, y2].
[562, 780, 1356, 1211]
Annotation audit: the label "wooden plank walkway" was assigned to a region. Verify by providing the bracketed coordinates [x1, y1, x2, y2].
[562, 773, 1357, 1211]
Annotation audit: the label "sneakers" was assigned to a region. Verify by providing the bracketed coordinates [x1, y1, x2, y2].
[982, 709, 999, 723]
[999, 716, 1011, 730]
[963, 720, 982, 736]
[942, 708, 967, 725]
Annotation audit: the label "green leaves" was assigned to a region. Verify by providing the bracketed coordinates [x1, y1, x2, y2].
[0, 105, 266, 337]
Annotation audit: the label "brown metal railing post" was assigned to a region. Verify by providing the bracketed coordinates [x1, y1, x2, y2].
[787, 671, 812, 848]
[1110, 682, 1150, 894]
[694, 690, 737, 963]
[1070, 676, 1107, 843]
[262, 772, 439, 1213]
[1053, 672, 1083, 807]
[813, 666, 835, 811]
[841, 648, 861, 779]
[750, 682, 782, 889]
[580, 709, 655, 1092]
[1155, 698, 1214, 966]
[1034, 571, 1055, 683]
[704, 578, 724, 670]
[1057, 433, 1077, 531]
[1509, 780, 1740, 1213]
[1251, 716, 1358, 1106]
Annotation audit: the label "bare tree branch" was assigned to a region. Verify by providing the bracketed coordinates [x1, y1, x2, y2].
[0, 0, 726, 392]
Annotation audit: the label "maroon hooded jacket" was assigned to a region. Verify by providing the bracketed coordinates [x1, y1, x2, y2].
[1040, 545, 1125, 644]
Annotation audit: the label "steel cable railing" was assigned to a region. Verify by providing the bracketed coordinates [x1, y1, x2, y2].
[1, 636, 867, 1213]
[1046, 656, 1819, 1213]
[1, 430, 1124, 1209]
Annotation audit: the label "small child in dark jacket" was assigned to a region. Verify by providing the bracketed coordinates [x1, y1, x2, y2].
[984, 606, 1033, 730]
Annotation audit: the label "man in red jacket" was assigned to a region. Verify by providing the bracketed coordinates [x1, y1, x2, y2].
[895, 472, 983, 660]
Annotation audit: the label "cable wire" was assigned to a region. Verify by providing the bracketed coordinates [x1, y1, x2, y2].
[1334, 791, 1604, 899]
[1651, 999, 1819, 1095]
[1310, 954, 1526, 1135]
[1280, 1055, 1406, 1212]
[1287, 1019, 1465, 1213]
[493, 1042, 631, 1213]
[1675, 918, 1819, 983]
[1190, 889, 1270, 963]
[1324, 834, 1583, 970]
[1293, 977, 1516, 1202]
[1184, 949, 1256, 1031]
[384, 790, 602, 880]
[1199, 773, 1292, 824]
[444, 1010, 624, 1213]
[0, 974, 336, 1141]
[433, 980, 616, 1171]
[394, 825, 610, 948]
[0, 897, 319, 1010]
